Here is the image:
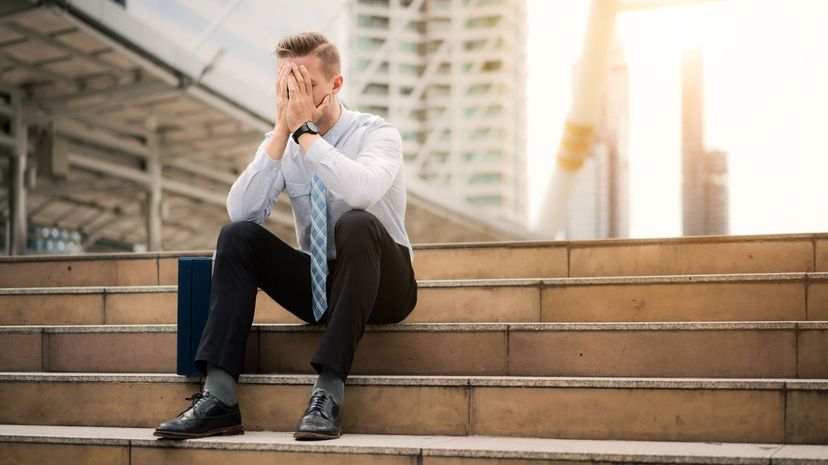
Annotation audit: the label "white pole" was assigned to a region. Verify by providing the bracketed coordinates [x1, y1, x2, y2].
[532, 0, 618, 239]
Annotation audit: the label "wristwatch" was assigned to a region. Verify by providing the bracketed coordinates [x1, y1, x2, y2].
[292, 120, 320, 144]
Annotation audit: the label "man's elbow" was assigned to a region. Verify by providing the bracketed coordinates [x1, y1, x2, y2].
[345, 191, 378, 210]
[226, 197, 244, 222]
[227, 205, 264, 224]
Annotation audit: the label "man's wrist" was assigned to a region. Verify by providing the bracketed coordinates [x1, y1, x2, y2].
[297, 132, 321, 151]
[273, 122, 290, 137]
[288, 118, 311, 134]
[264, 130, 288, 160]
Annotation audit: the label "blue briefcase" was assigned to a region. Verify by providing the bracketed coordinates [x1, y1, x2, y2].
[176, 254, 214, 376]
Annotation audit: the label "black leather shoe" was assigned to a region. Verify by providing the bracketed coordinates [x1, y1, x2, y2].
[154, 391, 243, 440]
[293, 388, 342, 440]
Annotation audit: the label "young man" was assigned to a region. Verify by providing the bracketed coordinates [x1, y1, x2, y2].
[154, 32, 417, 441]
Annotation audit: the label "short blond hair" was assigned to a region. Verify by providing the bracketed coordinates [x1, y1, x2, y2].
[272, 32, 341, 79]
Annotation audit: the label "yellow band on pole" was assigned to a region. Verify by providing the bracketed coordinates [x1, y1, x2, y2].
[561, 136, 591, 155]
[556, 150, 585, 171]
[556, 121, 594, 171]
[564, 121, 595, 138]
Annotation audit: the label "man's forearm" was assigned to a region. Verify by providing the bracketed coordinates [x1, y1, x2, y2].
[297, 132, 321, 151]
[264, 129, 290, 160]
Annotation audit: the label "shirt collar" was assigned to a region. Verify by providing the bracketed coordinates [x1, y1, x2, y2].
[321, 101, 351, 146]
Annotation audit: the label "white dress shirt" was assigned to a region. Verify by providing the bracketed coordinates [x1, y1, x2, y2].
[225, 102, 414, 264]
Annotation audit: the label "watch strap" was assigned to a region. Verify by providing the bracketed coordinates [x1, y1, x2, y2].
[292, 121, 318, 144]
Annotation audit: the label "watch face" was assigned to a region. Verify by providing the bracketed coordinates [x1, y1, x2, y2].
[307, 121, 320, 133]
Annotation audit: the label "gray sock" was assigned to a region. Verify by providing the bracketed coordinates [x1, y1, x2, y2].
[204, 363, 237, 406]
[312, 365, 344, 406]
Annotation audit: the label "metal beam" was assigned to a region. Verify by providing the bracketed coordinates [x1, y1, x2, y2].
[0, 50, 77, 87]
[181, 84, 271, 134]
[8, 92, 28, 254]
[27, 196, 54, 217]
[4, 22, 133, 82]
[81, 213, 133, 249]
[33, 79, 168, 108]
[53, 88, 183, 118]
[145, 114, 162, 251]
[56, 119, 149, 159]
[161, 131, 261, 155]
[31, 177, 139, 196]
[0, 1, 43, 26]
[162, 158, 238, 185]
[167, 227, 218, 251]
[112, 216, 146, 246]
[51, 202, 85, 224]
[67, 113, 148, 140]
[65, 151, 294, 227]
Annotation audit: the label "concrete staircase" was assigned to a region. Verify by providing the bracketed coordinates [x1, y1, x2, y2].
[1, 232, 827, 463]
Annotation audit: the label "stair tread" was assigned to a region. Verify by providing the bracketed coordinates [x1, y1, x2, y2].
[3, 372, 827, 389]
[3, 271, 828, 294]
[3, 320, 828, 333]
[1, 424, 826, 461]
[0, 231, 822, 264]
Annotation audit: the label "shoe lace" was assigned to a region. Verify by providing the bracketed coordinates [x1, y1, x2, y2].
[176, 391, 208, 417]
[308, 390, 331, 414]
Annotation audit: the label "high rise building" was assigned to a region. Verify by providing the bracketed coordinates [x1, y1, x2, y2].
[347, 0, 527, 221]
[564, 40, 630, 240]
[681, 50, 729, 236]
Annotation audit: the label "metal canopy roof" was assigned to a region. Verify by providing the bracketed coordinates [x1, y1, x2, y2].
[0, 0, 531, 254]
[0, 0, 300, 252]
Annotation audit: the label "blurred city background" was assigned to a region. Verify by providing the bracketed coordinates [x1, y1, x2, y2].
[0, 0, 826, 255]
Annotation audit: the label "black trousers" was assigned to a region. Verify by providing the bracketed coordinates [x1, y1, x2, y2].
[194, 209, 418, 383]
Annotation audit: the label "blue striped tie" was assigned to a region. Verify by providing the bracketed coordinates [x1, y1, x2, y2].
[310, 173, 328, 322]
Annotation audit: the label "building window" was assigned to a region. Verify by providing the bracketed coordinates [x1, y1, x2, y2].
[399, 63, 420, 75]
[469, 173, 503, 184]
[400, 41, 419, 53]
[482, 60, 502, 72]
[483, 150, 503, 161]
[365, 83, 390, 95]
[466, 195, 502, 206]
[357, 37, 384, 51]
[484, 105, 502, 116]
[466, 83, 491, 95]
[358, 14, 390, 28]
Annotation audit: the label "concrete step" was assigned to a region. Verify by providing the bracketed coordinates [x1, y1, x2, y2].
[2, 272, 827, 325]
[0, 373, 825, 444]
[2, 322, 826, 378]
[2, 424, 827, 465]
[0, 233, 826, 287]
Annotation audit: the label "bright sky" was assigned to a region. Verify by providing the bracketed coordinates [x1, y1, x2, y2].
[526, 0, 828, 237]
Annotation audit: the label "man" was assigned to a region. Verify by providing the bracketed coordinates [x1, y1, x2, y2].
[154, 32, 417, 441]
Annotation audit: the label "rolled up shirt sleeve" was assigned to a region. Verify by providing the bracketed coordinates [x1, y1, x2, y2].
[303, 125, 402, 210]
[226, 131, 287, 223]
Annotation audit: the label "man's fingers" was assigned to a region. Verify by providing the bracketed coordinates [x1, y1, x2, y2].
[313, 93, 331, 121]
[276, 67, 285, 97]
[278, 65, 288, 99]
[298, 65, 313, 94]
[290, 64, 307, 95]
[315, 93, 331, 111]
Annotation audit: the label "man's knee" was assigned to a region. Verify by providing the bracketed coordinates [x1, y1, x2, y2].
[217, 221, 261, 248]
[334, 209, 379, 239]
